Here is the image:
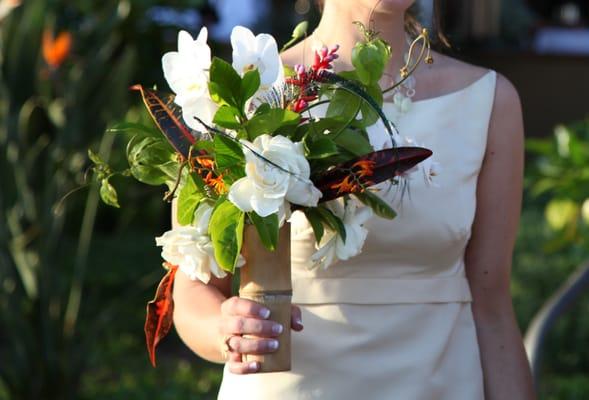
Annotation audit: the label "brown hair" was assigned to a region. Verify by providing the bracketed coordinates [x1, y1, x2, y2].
[314, 0, 450, 48]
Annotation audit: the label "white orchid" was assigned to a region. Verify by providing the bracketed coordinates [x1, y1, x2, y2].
[395, 134, 440, 186]
[161, 28, 218, 131]
[231, 26, 283, 88]
[155, 204, 244, 283]
[311, 198, 374, 270]
[392, 91, 413, 114]
[421, 158, 441, 187]
[228, 134, 322, 217]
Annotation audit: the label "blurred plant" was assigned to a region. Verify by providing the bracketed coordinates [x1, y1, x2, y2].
[0, 0, 20, 21]
[526, 119, 589, 252]
[0, 0, 139, 398]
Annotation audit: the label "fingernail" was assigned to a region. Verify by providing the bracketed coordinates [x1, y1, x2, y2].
[249, 361, 259, 371]
[259, 308, 271, 319]
[295, 317, 303, 326]
[268, 339, 279, 351]
[272, 324, 284, 335]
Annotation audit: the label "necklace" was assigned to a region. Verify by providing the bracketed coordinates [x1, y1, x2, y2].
[310, 30, 416, 118]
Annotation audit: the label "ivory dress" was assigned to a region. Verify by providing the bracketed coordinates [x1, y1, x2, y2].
[218, 70, 497, 400]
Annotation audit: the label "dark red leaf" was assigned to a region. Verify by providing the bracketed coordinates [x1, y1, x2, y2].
[131, 85, 196, 159]
[312, 146, 433, 202]
[145, 263, 179, 367]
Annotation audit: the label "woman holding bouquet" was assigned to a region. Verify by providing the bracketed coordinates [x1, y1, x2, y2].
[172, 0, 536, 398]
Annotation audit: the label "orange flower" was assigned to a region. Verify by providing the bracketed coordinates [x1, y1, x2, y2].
[43, 29, 72, 68]
[351, 160, 375, 178]
[195, 156, 215, 170]
[330, 175, 362, 195]
[204, 171, 227, 195]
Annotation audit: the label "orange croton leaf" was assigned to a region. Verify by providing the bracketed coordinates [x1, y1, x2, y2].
[42, 29, 72, 68]
[145, 263, 179, 367]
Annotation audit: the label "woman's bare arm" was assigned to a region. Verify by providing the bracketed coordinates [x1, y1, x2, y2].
[170, 200, 304, 372]
[465, 73, 536, 399]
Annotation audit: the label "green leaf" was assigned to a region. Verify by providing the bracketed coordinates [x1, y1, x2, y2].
[305, 138, 339, 160]
[127, 136, 177, 186]
[88, 149, 105, 166]
[248, 212, 279, 251]
[246, 108, 301, 140]
[213, 105, 243, 130]
[326, 89, 361, 123]
[316, 206, 346, 243]
[100, 179, 120, 208]
[209, 57, 242, 108]
[209, 199, 245, 273]
[332, 129, 372, 156]
[177, 174, 205, 226]
[357, 83, 384, 127]
[107, 122, 160, 138]
[213, 134, 244, 169]
[320, 71, 396, 140]
[303, 208, 325, 243]
[355, 191, 397, 220]
[241, 69, 261, 104]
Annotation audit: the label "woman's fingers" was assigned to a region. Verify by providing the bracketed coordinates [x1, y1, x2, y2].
[221, 316, 284, 337]
[227, 335, 280, 355]
[221, 296, 271, 319]
[227, 360, 260, 375]
[291, 305, 304, 331]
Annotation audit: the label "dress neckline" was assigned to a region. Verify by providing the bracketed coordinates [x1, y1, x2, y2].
[383, 70, 494, 106]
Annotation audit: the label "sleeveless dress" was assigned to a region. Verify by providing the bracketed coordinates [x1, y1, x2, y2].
[218, 70, 497, 400]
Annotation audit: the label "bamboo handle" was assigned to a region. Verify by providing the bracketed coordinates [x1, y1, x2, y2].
[239, 291, 292, 372]
[239, 224, 292, 373]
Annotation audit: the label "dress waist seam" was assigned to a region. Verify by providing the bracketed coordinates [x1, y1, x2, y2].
[292, 276, 472, 305]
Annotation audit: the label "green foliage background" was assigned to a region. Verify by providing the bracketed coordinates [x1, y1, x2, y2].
[0, 1, 587, 399]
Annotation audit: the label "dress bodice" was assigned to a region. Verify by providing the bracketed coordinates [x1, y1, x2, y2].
[290, 70, 497, 305]
[218, 70, 496, 400]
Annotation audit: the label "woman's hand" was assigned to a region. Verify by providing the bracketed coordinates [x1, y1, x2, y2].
[219, 296, 304, 374]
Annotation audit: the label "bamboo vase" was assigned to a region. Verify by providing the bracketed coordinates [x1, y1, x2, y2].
[239, 223, 292, 373]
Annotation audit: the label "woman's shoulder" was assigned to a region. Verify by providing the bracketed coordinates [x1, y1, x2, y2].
[423, 53, 523, 147]
[439, 55, 523, 150]
[424, 52, 519, 109]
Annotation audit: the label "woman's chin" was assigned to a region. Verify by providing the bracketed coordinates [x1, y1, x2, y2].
[364, 0, 415, 13]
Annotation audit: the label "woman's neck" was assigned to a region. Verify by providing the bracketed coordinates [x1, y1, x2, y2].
[312, 1, 408, 74]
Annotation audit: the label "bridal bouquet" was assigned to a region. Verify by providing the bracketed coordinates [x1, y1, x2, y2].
[89, 23, 433, 369]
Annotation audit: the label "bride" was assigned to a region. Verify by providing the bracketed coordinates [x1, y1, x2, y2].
[172, 1, 536, 398]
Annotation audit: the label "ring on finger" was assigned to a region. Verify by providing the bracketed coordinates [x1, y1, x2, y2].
[221, 334, 238, 361]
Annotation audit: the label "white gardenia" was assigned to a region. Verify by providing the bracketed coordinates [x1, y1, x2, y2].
[155, 204, 243, 283]
[396, 134, 440, 187]
[231, 26, 283, 88]
[311, 198, 374, 270]
[161, 28, 218, 132]
[228, 134, 322, 217]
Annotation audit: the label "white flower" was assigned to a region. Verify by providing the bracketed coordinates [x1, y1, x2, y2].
[155, 204, 244, 283]
[162, 28, 218, 131]
[162, 28, 211, 106]
[421, 158, 441, 187]
[228, 134, 322, 217]
[231, 26, 283, 88]
[311, 198, 373, 269]
[180, 95, 219, 132]
[393, 91, 413, 114]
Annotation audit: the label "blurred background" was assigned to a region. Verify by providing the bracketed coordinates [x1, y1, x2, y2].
[0, 0, 588, 399]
